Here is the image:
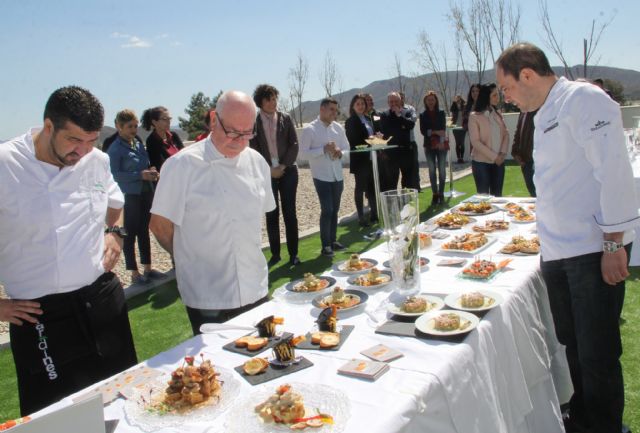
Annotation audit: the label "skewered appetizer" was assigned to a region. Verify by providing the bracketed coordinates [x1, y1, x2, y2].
[402, 295, 428, 313]
[436, 213, 470, 229]
[462, 259, 512, 278]
[256, 315, 284, 338]
[352, 268, 390, 286]
[255, 384, 334, 429]
[293, 273, 330, 292]
[272, 335, 306, 363]
[473, 219, 509, 232]
[500, 235, 540, 254]
[512, 209, 535, 222]
[164, 355, 222, 408]
[341, 254, 374, 271]
[442, 232, 488, 251]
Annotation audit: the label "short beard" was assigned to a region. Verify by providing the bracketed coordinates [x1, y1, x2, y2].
[49, 131, 79, 166]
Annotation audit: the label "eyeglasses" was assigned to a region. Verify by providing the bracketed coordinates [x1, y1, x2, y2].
[216, 112, 255, 140]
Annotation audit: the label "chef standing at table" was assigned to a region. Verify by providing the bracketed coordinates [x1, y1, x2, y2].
[150, 90, 275, 336]
[497, 43, 640, 433]
[0, 86, 138, 416]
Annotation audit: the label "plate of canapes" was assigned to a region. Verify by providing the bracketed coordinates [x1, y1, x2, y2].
[444, 289, 503, 312]
[312, 287, 368, 312]
[387, 294, 444, 317]
[415, 310, 480, 336]
[435, 213, 476, 230]
[347, 268, 392, 289]
[440, 233, 496, 254]
[458, 258, 513, 281]
[334, 253, 377, 274]
[499, 235, 540, 255]
[124, 355, 240, 432]
[224, 382, 350, 433]
[285, 273, 336, 293]
[472, 219, 509, 233]
[453, 201, 500, 215]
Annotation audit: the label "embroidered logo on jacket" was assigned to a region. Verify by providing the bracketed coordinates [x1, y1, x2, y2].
[590, 120, 611, 131]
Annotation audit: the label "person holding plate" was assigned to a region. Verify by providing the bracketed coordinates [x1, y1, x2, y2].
[497, 42, 640, 433]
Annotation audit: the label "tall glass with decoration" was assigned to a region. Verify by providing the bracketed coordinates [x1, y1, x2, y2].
[380, 188, 420, 296]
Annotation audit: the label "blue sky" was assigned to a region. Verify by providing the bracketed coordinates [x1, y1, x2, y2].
[1, 0, 638, 139]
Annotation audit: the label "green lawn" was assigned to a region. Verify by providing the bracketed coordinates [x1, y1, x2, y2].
[0, 163, 637, 430]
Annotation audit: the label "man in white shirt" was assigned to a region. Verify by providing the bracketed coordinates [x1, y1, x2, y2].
[299, 98, 350, 257]
[0, 86, 137, 416]
[150, 91, 275, 335]
[497, 43, 640, 433]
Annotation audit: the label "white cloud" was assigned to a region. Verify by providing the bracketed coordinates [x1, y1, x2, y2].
[122, 36, 152, 48]
[170, 41, 182, 47]
[156, 33, 169, 39]
[110, 32, 130, 39]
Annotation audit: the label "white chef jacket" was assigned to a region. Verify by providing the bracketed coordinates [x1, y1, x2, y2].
[151, 137, 275, 309]
[299, 117, 349, 182]
[0, 128, 124, 299]
[534, 77, 640, 261]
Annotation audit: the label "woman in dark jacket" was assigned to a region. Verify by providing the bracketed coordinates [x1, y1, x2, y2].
[141, 106, 184, 172]
[449, 94, 466, 163]
[345, 93, 378, 226]
[107, 109, 161, 284]
[419, 91, 448, 205]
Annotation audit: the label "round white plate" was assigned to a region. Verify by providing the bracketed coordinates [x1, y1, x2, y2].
[333, 258, 378, 274]
[224, 382, 351, 433]
[312, 289, 368, 313]
[415, 309, 480, 336]
[124, 366, 240, 432]
[347, 270, 392, 290]
[387, 294, 445, 317]
[440, 235, 497, 254]
[436, 216, 477, 230]
[453, 204, 500, 216]
[444, 289, 504, 312]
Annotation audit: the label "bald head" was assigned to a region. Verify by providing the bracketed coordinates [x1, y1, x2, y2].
[210, 90, 257, 158]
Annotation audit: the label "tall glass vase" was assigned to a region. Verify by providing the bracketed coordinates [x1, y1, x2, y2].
[380, 189, 420, 296]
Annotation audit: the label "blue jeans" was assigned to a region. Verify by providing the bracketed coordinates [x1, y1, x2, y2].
[313, 179, 344, 248]
[424, 147, 448, 195]
[471, 160, 505, 196]
[540, 246, 629, 433]
[521, 160, 536, 197]
[313, 178, 343, 248]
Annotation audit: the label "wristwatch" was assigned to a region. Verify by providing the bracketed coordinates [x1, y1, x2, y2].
[105, 226, 128, 238]
[603, 240, 623, 253]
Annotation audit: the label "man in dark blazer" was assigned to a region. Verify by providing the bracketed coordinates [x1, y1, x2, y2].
[511, 109, 538, 197]
[250, 84, 300, 266]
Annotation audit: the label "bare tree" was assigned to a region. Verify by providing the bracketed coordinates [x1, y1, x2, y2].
[288, 51, 309, 127]
[449, 0, 491, 84]
[391, 52, 407, 94]
[539, 0, 615, 79]
[412, 30, 453, 114]
[479, 0, 521, 64]
[318, 50, 343, 98]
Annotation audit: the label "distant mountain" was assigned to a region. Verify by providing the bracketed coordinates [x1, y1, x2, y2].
[98, 126, 188, 148]
[295, 65, 640, 123]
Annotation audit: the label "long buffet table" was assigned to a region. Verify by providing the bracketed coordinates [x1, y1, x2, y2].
[35, 199, 572, 433]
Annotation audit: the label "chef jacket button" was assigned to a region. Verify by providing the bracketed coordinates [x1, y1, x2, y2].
[86, 302, 92, 309]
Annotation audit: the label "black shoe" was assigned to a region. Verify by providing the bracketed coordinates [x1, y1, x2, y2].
[359, 219, 370, 227]
[321, 247, 334, 257]
[370, 217, 379, 224]
[289, 256, 301, 266]
[332, 242, 346, 251]
[267, 256, 281, 266]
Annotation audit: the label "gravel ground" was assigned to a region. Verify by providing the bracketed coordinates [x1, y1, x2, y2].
[0, 163, 472, 338]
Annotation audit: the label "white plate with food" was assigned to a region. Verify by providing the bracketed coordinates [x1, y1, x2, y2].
[453, 202, 500, 216]
[347, 269, 392, 289]
[224, 382, 350, 433]
[415, 309, 480, 336]
[387, 294, 445, 317]
[312, 288, 368, 312]
[440, 234, 497, 254]
[444, 289, 503, 312]
[333, 255, 378, 274]
[434, 214, 477, 230]
[510, 214, 536, 224]
[285, 274, 336, 293]
[124, 364, 240, 432]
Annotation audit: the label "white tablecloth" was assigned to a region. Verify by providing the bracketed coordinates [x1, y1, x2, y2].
[35, 200, 571, 433]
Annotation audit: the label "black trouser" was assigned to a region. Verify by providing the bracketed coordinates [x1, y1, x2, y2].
[411, 141, 421, 190]
[186, 296, 269, 336]
[397, 147, 419, 190]
[540, 246, 630, 433]
[266, 166, 299, 259]
[10, 273, 137, 416]
[353, 163, 377, 221]
[521, 160, 536, 197]
[453, 128, 466, 160]
[123, 190, 153, 271]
